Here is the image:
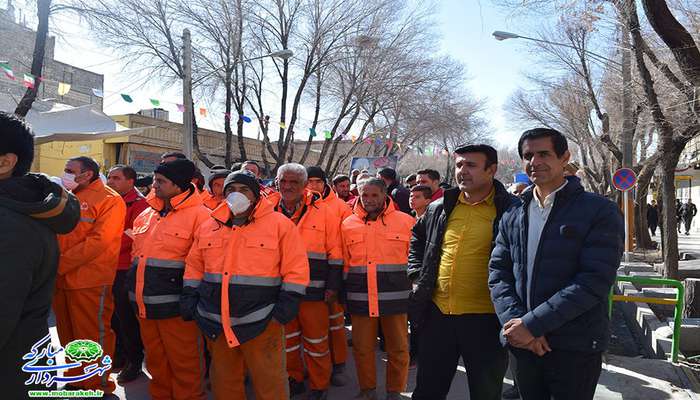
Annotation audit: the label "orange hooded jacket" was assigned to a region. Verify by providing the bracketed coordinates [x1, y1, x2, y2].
[57, 179, 126, 289]
[182, 197, 310, 348]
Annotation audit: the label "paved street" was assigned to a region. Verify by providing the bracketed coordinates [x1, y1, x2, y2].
[41, 232, 700, 399]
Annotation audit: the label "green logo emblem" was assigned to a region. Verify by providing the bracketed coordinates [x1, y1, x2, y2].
[64, 340, 104, 363]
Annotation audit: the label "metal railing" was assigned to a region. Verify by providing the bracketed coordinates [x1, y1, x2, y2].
[608, 275, 684, 363]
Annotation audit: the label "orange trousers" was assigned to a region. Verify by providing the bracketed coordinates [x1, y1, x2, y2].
[53, 286, 116, 394]
[207, 319, 288, 400]
[328, 301, 348, 365]
[285, 301, 332, 390]
[351, 313, 409, 393]
[139, 317, 205, 400]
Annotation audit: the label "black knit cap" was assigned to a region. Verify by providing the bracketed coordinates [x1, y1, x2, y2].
[208, 165, 230, 187]
[223, 170, 260, 199]
[306, 166, 327, 182]
[154, 159, 195, 191]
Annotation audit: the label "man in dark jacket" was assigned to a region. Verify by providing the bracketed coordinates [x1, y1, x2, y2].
[647, 200, 659, 236]
[377, 167, 411, 214]
[681, 198, 697, 235]
[488, 128, 624, 400]
[408, 144, 519, 400]
[0, 112, 80, 398]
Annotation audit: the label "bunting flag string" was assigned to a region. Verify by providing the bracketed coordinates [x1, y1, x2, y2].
[0, 61, 447, 157]
[57, 82, 71, 96]
[22, 73, 35, 89]
[1, 63, 15, 80]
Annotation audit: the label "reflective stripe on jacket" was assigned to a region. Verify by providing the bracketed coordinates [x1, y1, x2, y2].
[341, 198, 414, 317]
[268, 190, 343, 300]
[127, 185, 210, 319]
[57, 179, 126, 289]
[182, 198, 310, 348]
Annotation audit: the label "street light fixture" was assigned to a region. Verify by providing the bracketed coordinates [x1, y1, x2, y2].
[492, 30, 623, 69]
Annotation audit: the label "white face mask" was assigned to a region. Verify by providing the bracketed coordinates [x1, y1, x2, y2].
[226, 191, 251, 215]
[61, 173, 79, 191]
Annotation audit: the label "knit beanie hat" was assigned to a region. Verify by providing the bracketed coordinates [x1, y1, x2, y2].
[223, 170, 260, 199]
[306, 166, 327, 182]
[154, 159, 195, 191]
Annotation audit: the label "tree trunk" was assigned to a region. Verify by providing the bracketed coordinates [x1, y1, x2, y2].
[640, 0, 700, 88]
[634, 159, 658, 249]
[683, 278, 700, 318]
[15, 0, 51, 117]
[660, 154, 681, 279]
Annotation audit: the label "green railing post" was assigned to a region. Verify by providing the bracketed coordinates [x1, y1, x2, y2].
[609, 275, 684, 363]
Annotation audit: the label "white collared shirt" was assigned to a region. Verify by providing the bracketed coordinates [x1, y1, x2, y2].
[526, 180, 568, 302]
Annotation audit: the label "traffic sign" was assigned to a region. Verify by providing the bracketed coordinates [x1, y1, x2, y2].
[612, 168, 637, 192]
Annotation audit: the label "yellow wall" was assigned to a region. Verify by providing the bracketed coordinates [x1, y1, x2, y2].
[32, 139, 118, 177]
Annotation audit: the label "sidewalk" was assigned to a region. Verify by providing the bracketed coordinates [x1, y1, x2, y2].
[47, 324, 700, 399]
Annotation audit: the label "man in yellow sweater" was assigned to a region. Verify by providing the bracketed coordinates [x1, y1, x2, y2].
[408, 144, 519, 400]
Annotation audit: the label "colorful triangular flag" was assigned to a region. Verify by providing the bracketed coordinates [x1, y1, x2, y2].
[0, 63, 14, 80]
[199, 107, 207, 117]
[150, 99, 160, 107]
[242, 115, 252, 123]
[309, 128, 316, 137]
[176, 104, 185, 112]
[224, 113, 231, 120]
[91, 88, 104, 98]
[351, 135, 357, 143]
[121, 94, 133, 103]
[324, 130, 332, 139]
[57, 82, 71, 96]
[279, 122, 286, 129]
[22, 73, 35, 89]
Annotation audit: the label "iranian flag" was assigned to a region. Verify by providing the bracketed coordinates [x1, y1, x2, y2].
[22, 73, 35, 89]
[0, 63, 14, 80]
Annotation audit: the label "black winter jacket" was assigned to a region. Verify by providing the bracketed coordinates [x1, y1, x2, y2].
[0, 174, 80, 398]
[488, 177, 624, 352]
[407, 180, 519, 323]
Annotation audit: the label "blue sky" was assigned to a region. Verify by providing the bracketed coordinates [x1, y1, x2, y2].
[46, 0, 542, 148]
[435, 0, 535, 146]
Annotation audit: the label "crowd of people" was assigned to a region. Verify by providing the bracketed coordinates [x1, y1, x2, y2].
[1, 108, 625, 400]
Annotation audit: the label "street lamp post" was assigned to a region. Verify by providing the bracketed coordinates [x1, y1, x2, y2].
[181, 32, 293, 160]
[494, 29, 635, 258]
[492, 30, 623, 70]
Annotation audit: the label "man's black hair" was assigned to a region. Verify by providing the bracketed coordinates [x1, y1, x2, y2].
[517, 128, 568, 159]
[410, 184, 432, 199]
[0, 112, 34, 176]
[110, 164, 137, 182]
[377, 167, 398, 182]
[454, 144, 498, 169]
[332, 174, 351, 186]
[416, 168, 440, 182]
[69, 156, 101, 182]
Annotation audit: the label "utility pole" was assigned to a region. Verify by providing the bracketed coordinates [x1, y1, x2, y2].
[621, 24, 635, 256]
[182, 29, 193, 159]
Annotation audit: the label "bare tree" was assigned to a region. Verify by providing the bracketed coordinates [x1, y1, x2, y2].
[68, 0, 216, 166]
[15, 0, 51, 117]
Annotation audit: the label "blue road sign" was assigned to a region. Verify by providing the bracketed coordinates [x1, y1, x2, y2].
[612, 168, 637, 192]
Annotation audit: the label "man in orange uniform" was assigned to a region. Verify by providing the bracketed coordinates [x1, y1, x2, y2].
[267, 163, 342, 400]
[203, 165, 229, 210]
[182, 171, 309, 400]
[128, 159, 210, 400]
[306, 166, 351, 387]
[55, 156, 126, 394]
[341, 178, 414, 400]
[107, 164, 149, 383]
